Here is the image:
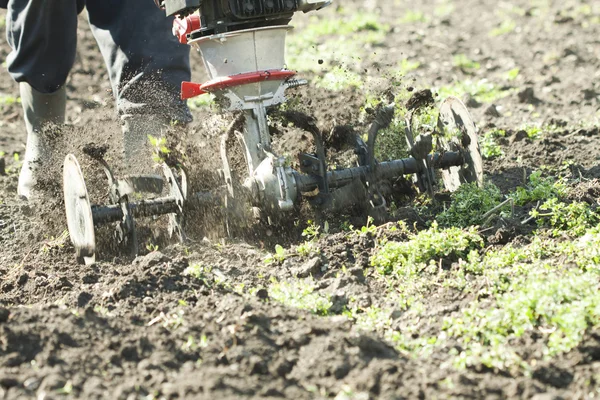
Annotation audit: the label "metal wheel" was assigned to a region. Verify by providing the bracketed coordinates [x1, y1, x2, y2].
[63, 154, 96, 265]
[436, 96, 484, 192]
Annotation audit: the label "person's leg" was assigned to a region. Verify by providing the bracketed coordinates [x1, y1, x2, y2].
[86, 0, 191, 174]
[5, 0, 79, 199]
[17, 83, 66, 199]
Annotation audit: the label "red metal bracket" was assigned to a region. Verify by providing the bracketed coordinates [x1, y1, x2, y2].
[181, 70, 297, 100]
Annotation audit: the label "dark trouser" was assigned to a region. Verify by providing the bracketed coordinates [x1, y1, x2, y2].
[4, 0, 191, 122]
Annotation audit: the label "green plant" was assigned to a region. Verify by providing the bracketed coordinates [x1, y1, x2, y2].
[302, 220, 322, 241]
[479, 132, 504, 159]
[148, 308, 186, 331]
[265, 244, 286, 264]
[184, 263, 213, 287]
[434, 3, 455, 17]
[41, 230, 70, 253]
[148, 135, 170, 163]
[505, 68, 520, 81]
[437, 79, 511, 103]
[340, 220, 354, 232]
[523, 125, 543, 139]
[93, 305, 112, 317]
[56, 381, 73, 395]
[182, 334, 209, 352]
[352, 305, 393, 332]
[163, 309, 186, 330]
[453, 54, 481, 73]
[187, 94, 215, 110]
[297, 241, 319, 258]
[373, 116, 410, 161]
[362, 96, 421, 161]
[437, 182, 506, 227]
[302, 12, 387, 37]
[269, 278, 332, 315]
[489, 19, 516, 36]
[509, 170, 568, 205]
[397, 58, 421, 75]
[531, 199, 599, 237]
[444, 268, 600, 371]
[371, 222, 483, 276]
[315, 66, 363, 91]
[354, 216, 377, 236]
[0, 94, 20, 109]
[286, 12, 388, 72]
[145, 242, 159, 252]
[399, 10, 428, 24]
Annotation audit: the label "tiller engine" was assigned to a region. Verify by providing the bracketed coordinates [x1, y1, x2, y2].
[62, 0, 483, 264]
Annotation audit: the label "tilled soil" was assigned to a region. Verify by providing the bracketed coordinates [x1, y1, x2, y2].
[1, 0, 600, 398]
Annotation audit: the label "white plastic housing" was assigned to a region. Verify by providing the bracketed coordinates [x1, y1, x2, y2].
[189, 25, 292, 99]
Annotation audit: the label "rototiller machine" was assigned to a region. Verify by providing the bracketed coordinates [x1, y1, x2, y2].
[62, 0, 484, 265]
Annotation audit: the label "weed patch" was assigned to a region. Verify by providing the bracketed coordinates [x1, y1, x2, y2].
[437, 80, 511, 103]
[437, 183, 507, 228]
[399, 10, 429, 24]
[314, 66, 363, 91]
[531, 199, 600, 237]
[187, 94, 215, 110]
[265, 244, 286, 264]
[479, 131, 505, 159]
[0, 94, 20, 110]
[489, 19, 516, 36]
[360, 95, 412, 161]
[445, 268, 600, 371]
[371, 222, 483, 276]
[453, 54, 481, 73]
[397, 58, 421, 76]
[286, 11, 388, 72]
[269, 278, 332, 315]
[510, 170, 568, 205]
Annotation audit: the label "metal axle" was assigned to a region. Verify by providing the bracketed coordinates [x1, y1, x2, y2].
[294, 151, 463, 193]
[87, 150, 464, 225]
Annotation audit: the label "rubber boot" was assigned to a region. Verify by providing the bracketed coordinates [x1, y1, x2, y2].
[121, 114, 169, 175]
[17, 82, 67, 200]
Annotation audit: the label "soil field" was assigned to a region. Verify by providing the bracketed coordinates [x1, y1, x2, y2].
[1, 0, 600, 399]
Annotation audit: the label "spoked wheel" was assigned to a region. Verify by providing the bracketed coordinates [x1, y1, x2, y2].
[63, 154, 96, 265]
[436, 96, 484, 192]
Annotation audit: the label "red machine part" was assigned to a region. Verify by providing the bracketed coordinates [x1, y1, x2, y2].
[172, 14, 201, 44]
[181, 69, 297, 99]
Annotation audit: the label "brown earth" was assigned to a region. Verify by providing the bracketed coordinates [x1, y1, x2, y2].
[1, 0, 600, 399]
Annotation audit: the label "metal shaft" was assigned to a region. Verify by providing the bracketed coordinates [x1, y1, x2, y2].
[92, 197, 180, 225]
[90, 152, 463, 225]
[294, 151, 463, 193]
[91, 189, 225, 225]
